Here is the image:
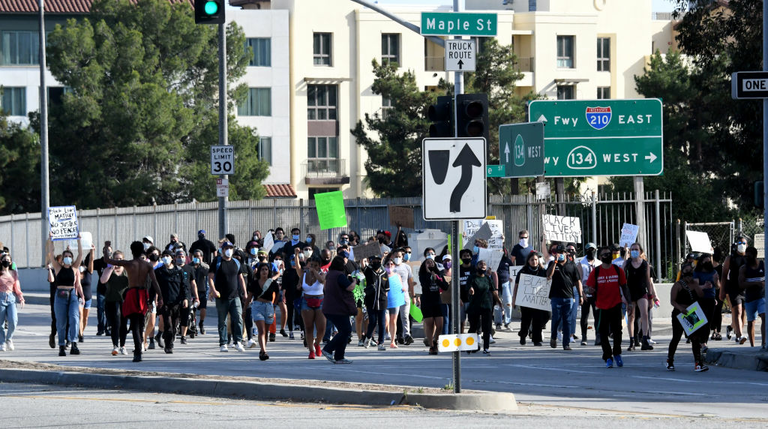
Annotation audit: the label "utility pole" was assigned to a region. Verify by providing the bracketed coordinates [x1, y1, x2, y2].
[762, 0, 767, 350]
[218, 22, 228, 240]
[39, 0, 50, 265]
[450, 0, 463, 394]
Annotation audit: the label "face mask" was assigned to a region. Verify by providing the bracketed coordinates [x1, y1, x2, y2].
[224, 249, 233, 258]
[630, 250, 640, 259]
[385, 267, 393, 274]
[250, 248, 257, 256]
[176, 258, 185, 266]
[612, 253, 620, 260]
[426, 254, 436, 261]
[444, 261, 452, 270]
[292, 235, 299, 242]
[702, 262, 713, 271]
[162, 256, 172, 266]
[193, 257, 201, 264]
[737, 244, 747, 254]
[253, 235, 259, 241]
[478, 269, 486, 275]
[63, 257, 73, 266]
[303, 250, 313, 258]
[586, 250, 595, 260]
[150, 255, 159, 262]
[0, 261, 9, 268]
[519, 238, 529, 248]
[600, 254, 612, 264]
[321, 257, 331, 265]
[198, 234, 205, 240]
[393, 257, 402, 265]
[143, 242, 151, 251]
[461, 258, 471, 265]
[557, 254, 565, 262]
[306, 237, 312, 244]
[403, 253, 411, 261]
[274, 259, 282, 265]
[371, 261, 381, 270]
[473, 246, 479, 254]
[340, 239, 348, 245]
[79, 266, 86, 273]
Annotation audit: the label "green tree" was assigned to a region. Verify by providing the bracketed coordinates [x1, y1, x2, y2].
[0, 109, 40, 215]
[45, 0, 268, 208]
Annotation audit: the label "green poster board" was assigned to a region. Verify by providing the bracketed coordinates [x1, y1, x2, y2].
[314, 191, 347, 230]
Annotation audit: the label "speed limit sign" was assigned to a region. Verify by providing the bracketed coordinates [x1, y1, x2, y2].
[210, 145, 235, 175]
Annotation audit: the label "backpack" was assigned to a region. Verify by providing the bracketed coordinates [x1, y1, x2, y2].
[213, 256, 241, 282]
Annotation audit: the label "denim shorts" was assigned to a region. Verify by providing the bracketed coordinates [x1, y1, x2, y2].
[301, 296, 324, 311]
[251, 301, 275, 324]
[745, 298, 766, 322]
[83, 299, 92, 310]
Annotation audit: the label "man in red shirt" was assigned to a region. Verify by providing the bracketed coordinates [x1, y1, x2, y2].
[586, 246, 630, 368]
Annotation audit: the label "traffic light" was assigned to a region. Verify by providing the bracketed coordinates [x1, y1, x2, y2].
[195, 0, 225, 25]
[755, 181, 764, 208]
[456, 93, 489, 142]
[428, 95, 453, 138]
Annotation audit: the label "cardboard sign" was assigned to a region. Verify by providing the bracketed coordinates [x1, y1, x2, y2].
[262, 232, 274, 253]
[477, 247, 504, 272]
[463, 219, 505, 250]
[388, 206, 414, 229]
[619, 223, 639, 248]
[314, 191, 347, 230]
[353, 242, 382, 260]
[542, 214, 582, 244]
[686, 230, 713, 253]
[756, 234, 765, 259]
[49, 206, 79, 241]
[68, 232, 95, 252]
[676, 301, 709, 336]
[509, 265, 524, 282]
[514, 273, 552, 312]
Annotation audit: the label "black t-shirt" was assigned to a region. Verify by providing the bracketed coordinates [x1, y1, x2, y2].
[94, 258, 108, 295]
[743, 261, 766, 302]
[496, 255, 513, 283]
[193, 264, 209, 294]
[155, 265, 187, 305]
[281, 268, 301, 300]
[209, 259, 242, 300]
[248, 278, 279, 302]
[81, 270, 93, 301]
[190, 238, 217, 265]
[459, 266, 473, 303]
[419, 269, 447, 306]
[182, 264, 196, 301]
[548, 261, 579, 299]
[515, 264, 547, 284]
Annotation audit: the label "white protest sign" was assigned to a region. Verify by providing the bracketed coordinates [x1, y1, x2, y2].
[262, 232, 274, 253]
[49, 206, 79, 241]
[619, 223, 639, 248]
[514, 273, 552, 312]
[463, 219, 505, 250]
[676, 301, 709, 337]
[756, 234, 765, 259]
[478, 247, 504, 272]
[68, 232, 95, 252]
[542, 214, 582, 244]
[509, 265, 524, 282]
[686, 230, 713, 253]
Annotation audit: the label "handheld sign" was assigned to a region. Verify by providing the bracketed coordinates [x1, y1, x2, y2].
[49, 206, 79, 241]
[619, 223, 640, 248]
[388, 206, 415, 229]
[676, 301, 709, 336]
[314, 191, 347, 230]
[514, 273, 552, 312]
[542, 214, 582, 244]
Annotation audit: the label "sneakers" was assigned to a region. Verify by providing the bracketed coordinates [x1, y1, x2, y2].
[694, 362, 709, 372]
[557, 331, 563, 342]
[259, 351, 269, 361]
[59, 346, 67, 356]
[235, 342, 246, 352]
[520, 335, 527, 345]
[357, 339, 365, 347]
[489, 336, 496, 344]
[0, 343, 5, 352]
[132, 351, 142, 362]
[335, 358, 353, 364]
[569, 336, 575, 344]
[148, 338, 155, 350]
[385, 334, 391, 341]
[280, 329, 288, 338]
[581, 341, 588, 346]
[155, 334, 164, 349]
[738, 336, 747, 345]
[563, 345, 572, 351]
[289, 332, 295, 340]
[322, 349, 335, 363]
[665, 359, 675, 371]
[404, 335, 414, 345]
[369, 338, 377, 348]
[606, 358, 614, 368]
[180, 336, 187, 345]
[112, 346, 119, 356]
[378, 344, 387, 351]
[496, 324, 501, 331]
[647, 338, 656, 345]
[533, 342, 543, 346]
[482, 349, 491, 356]
[246, 339, 257, 349]
[119, 347, 128, 355]
[315, 343, 322, 357]
[726, 325, 733, 340]
[199, 323, 205, 335]
[615, 354, 623, 367]
[300, 331, 305, 340]
[49, 333, 56, 349]
[78, 335, 84, 343]
[308, 351, 315, 359]
[70, 343, 80, 355]
[5, 340, 12, 351]
[220, 344, 229, 352]
[164, 346, 173, 354]
[269, 333, 276, 342]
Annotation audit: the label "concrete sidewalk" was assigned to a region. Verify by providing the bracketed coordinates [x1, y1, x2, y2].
[705, 347, 768, 372]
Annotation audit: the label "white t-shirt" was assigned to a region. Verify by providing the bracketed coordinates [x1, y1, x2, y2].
[393, 263, 413, 300]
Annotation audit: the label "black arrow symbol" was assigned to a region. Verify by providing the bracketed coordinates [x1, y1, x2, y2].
[450, 144, 481, 213]
[458, 59, 464, 70]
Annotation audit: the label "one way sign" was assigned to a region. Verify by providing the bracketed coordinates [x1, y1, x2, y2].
[445, 40, 476, 72]
[422, 138, 487, 220]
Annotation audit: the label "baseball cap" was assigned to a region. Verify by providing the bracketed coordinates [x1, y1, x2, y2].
[443, 255, 452, 261]
[586, 242, 597, 251]
[174, 249, 186, 256]
[554, 244, 566, 253]
[143, 236, 154, 244]
[222, 241, 234, 249]
[258, 248, 268, 255]
[339, 250, 350, 259]
[198, 229, 206, 235]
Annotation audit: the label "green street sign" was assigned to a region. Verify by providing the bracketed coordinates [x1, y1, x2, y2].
[486, 164, 505, 178]
[499, 122, 545, 178]
[421, 12, 498, 37]
[528, 99, 663, 177]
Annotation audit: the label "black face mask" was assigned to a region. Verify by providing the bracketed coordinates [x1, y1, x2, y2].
[600, 254, 612, 264]
[371, 261, 381, 270]
[586, 250, 595, 260]
[321, 257, 331, 265]
[702, 262, 713, 272]
[150, 255, 159, 262]
[1, 261, 10, 268]
[461, 257, 472, 265]
[477, 269, 486, 275]
[198, 234, 204, 240]
[747, 256, 758, 265]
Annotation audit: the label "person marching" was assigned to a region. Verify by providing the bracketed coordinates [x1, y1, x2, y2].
[512, 250, 547, 346]
[100, 250, 129, 356]
[48, 235, 85, 357]
[624, 243, 657, 351]
[0, 252, 25, 352]
[666, 262, 708, 372]
[363, 255, 389, 351]
[248, 262, 280, 361]
[586, 246, 630, 368]
[419, 257, 448, 355]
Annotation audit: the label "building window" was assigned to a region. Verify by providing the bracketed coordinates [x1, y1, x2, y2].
[557, 36, 574, 68]
[238, 88, 271, 116]
[308, 137, 338, 159]
[307, 85, 337, 120]
[246, 38, 271, 67]
[381, 33, 400, 66]
[258, 137, 272, 165]
[557, 85, 574, 100]
[1, 87, 26, 116]
[309, 188, 339, 200]
[381, 97, 392, 119]
[313, 33, 332, 66]
[597, 37, 610, 71]
[597, 87, 611, 99]
[2, 31, 39, 65]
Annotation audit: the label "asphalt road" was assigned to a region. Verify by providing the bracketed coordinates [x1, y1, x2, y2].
[1, 304, 766, 426]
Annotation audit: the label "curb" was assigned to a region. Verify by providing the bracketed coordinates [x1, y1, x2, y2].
[0, 367, 517, 412]
[705, 348, 768, 372]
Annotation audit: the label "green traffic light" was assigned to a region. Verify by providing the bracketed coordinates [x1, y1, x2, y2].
[204, 0, 218, 15]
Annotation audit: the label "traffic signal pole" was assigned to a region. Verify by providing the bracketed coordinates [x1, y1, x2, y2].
[451, 0, 463, 394]
[218, 22, 228, 240]
[762, 0, 767, 350]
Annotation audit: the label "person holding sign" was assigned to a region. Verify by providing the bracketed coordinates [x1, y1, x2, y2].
[720, 236, 748, 344]
[546, 244, 582, 351]
[48, 235, 85, 357]
[624, 243, 657, 351]
[738, 247, 765, 348]
[466, 260, 501, 356]
[0, 252, 24, 352]
[586, 246, 630, 368]
[419, 258, 448, 355]
[512, 251, 547, 346]
[666, 262, 707, 372]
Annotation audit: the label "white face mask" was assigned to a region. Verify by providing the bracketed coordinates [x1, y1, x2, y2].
[519, 238, 529, 248]
[162, 256, 173, 266]
[303, 249, 313, 258]
[393, 257, 402, 265]
[737, 243, 747, 254]
[63, 257, 73, 266]
[143, 242, 151, 251]
[426, 254, 436, 261]
[224, 249, 233, 258]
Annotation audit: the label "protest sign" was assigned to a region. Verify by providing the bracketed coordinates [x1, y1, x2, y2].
[262, 232, 274, 253]
[49, 206, 79, 240]
[314, 191, 347, 230]
[410, 303, 424, 323]
[686, 230, 713, 253]
[514, 273, 552, 312]
[477, 247, 504, 272]
[509, 265, 523, 282]
[353, 242, 382, 261]
[463, 219, 504, 250]
[388, 206, 414, 229]
[676, 301, 709, 336]
[68, 232, 95, 252]
[542, 214, 582, 244]
[619, 223, 639, 248]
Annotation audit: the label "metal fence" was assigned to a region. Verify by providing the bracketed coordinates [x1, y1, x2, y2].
[0, 191, 674, 279]
[682, 221, 735, 259]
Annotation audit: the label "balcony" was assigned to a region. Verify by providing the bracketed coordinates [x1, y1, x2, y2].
[303, 158, 350, 185]
[425, 56, 444, 72]
[516, 57, 534, 72]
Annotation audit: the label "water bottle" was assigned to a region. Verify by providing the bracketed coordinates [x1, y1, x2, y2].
[654, 298, 661, 308]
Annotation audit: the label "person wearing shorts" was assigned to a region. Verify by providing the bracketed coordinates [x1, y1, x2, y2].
[249, 262, 280, 361]
[739, 246, 765, 347]
[418, 258, 448, 355]
[721, 237, 748, 344]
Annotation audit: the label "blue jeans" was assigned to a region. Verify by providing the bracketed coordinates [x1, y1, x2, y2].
[501, 281, 513, 325]
[365, 308, 387, 344]
[54, 289, 80, 347]
[0, 292, 18, 345]
[324, 313, 352, 361]
[216, 297, 243, 346]
[441, 304, 451, 334]
[569, 292, 579, 336]
[96, 293, 108, 334]
[550, 297, 572, 347]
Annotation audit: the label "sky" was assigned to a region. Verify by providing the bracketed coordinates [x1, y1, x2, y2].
[374, 0, 677, 12]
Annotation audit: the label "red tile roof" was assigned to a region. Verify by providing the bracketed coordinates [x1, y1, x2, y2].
[0, 0, 192, 14]
[264, 184, 297, 198]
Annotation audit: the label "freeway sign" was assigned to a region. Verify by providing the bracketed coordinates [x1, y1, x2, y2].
[528, 99, 663, 177]
[499, 122, 545, 178]
[421, 12, 497, 37]
[486, 164, 504, 177]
